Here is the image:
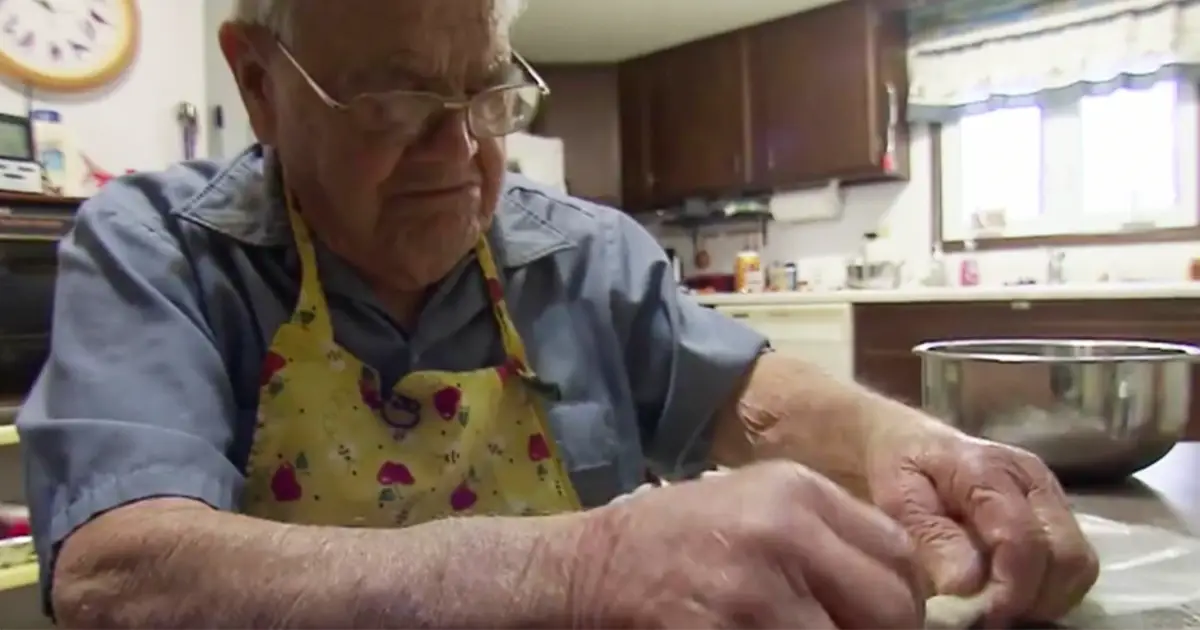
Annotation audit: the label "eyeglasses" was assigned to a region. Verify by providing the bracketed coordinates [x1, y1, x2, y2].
[275, 41, 548, 140]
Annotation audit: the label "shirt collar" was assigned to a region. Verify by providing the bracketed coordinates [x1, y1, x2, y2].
[172, 144, 575, 270]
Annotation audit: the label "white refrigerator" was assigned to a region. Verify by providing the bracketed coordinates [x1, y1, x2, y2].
[505, 132, 566, 192]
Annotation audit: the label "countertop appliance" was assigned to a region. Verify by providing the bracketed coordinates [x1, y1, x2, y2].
[914, 338, 1200, 484]
[0, 195, 78, 407]
[0, 240, 55, 406]
[0, 113, 41, 195]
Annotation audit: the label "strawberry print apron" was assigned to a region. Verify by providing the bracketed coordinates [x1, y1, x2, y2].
[242, 194, 582, 526]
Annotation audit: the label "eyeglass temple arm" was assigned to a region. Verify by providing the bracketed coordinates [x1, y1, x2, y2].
[514, 52, 549, 94]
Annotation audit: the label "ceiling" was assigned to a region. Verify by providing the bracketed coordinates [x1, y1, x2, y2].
[512, 0, 844, 63]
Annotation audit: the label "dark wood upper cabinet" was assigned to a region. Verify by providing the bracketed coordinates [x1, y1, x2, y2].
[617, 56, 655, 212]
[646, 31, 751, 205]
[529, 64, 622, 206]
[534, 0, 910, 211]
[747, 0, 910, 186]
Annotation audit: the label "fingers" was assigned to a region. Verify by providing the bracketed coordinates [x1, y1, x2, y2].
[875, 466, 987, 596]
[767, 595, 838, 630]
[784, 522, 924, 629]
[970, 470, 1051, 626]
[1024, 475, 1099, 621]
[811, 476, 927, 604]
[754, 571, 839, 630]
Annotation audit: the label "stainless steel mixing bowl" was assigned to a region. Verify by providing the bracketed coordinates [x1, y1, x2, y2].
[913, 339, 1200, 485]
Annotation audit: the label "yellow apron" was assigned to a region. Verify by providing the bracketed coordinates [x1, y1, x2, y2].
[242, 198, 582, 526]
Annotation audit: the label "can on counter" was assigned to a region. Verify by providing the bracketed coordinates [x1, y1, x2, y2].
[784, 262, 798, 291]
[734, 249, 765, 293]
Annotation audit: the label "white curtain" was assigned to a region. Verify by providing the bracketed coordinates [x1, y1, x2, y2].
[908, 0, 1200, 121]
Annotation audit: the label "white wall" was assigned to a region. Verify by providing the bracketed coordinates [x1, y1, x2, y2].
[0, 1, 209, 176]
[651, 125, 1200, 287]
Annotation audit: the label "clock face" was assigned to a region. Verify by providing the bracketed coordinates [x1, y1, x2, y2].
[0, 0, 137, 91]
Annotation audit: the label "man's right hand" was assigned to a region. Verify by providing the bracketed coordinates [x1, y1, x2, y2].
[568, 460, 926, 628]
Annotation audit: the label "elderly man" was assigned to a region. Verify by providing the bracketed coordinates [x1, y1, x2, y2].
[17, 0, 1096, 628]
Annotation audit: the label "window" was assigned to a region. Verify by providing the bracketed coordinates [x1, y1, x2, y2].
[1080, 82, 1178, 220]
[938, 80, 1197, 242]
[958, 107, 1042, 227]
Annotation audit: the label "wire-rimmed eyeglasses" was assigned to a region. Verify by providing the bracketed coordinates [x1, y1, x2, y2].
[275, 40, 549, 140]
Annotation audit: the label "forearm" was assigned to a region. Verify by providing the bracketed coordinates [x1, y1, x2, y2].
[710, 352, 945, 497]
[53, 498, 584, 629]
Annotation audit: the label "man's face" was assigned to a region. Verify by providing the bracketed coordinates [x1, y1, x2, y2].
[224, 0, 514, 293]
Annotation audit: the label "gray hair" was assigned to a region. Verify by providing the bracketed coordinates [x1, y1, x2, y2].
[230, 0, 295, 42]
[230, 0, 527, 45]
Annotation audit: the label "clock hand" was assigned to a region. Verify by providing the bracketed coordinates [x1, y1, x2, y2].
[32, 0, 56, 12]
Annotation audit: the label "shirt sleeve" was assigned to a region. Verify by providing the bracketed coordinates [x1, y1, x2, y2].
[605, 212, 768, 479]
[16, 183, 242, 612]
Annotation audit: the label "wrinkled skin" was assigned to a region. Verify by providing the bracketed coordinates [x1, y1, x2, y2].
[219, 0, 511, 322]
[576, 460, 926, 629]
[867, 424, 1101, 626]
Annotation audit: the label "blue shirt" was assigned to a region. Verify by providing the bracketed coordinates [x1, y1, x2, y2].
[17, 145, 766, 607]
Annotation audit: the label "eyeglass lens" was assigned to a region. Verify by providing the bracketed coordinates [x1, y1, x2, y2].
[348, 84, 543, 140]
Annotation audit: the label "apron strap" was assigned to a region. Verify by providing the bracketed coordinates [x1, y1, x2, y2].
[282, 187, 335, 340]
[473, 235, 529, 365]
[281, 179, 554, 401]
[473, 236, 561, 401]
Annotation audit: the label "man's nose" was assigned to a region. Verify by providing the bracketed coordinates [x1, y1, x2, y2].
[410, 108, 477, 162]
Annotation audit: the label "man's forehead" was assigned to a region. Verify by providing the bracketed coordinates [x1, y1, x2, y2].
[290, 0, 512, 84]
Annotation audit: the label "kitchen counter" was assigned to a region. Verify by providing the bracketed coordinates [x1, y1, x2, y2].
[694, 282, 1200, 307]
[1070, 443, 1200, 534]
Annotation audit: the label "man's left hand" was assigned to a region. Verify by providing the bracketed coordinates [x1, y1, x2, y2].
[866, 420, 1100, 625]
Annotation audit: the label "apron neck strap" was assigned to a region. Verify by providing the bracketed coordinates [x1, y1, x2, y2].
[472, 234, 532, 367]
[283, 186, 335, 340]
[281, 183, 532, 368]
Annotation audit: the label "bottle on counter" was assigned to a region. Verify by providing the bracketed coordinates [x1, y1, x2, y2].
[959, 239, 980, 287]
[734, 241, 765, 293]
[664, 247, 683, 284]
[767, 261, 789, 292]
[924, 243, 948, 286]
[32, 110, 84, 196]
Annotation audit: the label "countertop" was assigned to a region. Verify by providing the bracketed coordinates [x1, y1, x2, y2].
[694, 282, 1200, 307]
[1070, 443, 1200, 534]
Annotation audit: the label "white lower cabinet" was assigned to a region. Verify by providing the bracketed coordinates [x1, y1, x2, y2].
[716, 303, 855, 382]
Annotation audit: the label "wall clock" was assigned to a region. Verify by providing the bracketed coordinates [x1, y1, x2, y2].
[0, 0, 139, 92]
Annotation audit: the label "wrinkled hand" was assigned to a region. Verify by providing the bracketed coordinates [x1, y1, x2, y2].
[569, 460, 924, 629]
[867, 422, 1100, 625]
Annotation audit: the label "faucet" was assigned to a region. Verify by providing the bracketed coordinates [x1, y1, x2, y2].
[1046, 248, 1066, 284]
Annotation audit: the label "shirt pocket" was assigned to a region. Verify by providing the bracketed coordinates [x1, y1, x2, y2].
[545, 401, 621, 508]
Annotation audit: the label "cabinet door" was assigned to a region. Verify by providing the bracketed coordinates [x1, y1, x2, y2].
[530, 65, 622, 206]
[618, 58, 654, 212]
[748, 0, 904, 187]
[648, 32, 750, 204]
[721, 305, 855, 382]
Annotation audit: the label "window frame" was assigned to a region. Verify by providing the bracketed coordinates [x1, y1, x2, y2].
[932, 80, 1200, 252]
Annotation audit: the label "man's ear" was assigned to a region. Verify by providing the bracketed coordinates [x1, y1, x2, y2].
[218, 23, 277, 145]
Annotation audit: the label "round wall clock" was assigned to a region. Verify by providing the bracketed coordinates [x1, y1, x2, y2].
[0, 0, 139, 92]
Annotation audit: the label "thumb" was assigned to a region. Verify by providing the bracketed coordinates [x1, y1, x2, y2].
[909, 514, 988, 596]
[874, 469, 987, 597]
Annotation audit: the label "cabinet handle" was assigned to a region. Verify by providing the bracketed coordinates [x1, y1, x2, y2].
[730, 313, 749, 319]
[878, 82, 897, 166]
[767, 148, 776, 171]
